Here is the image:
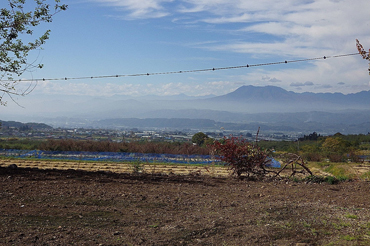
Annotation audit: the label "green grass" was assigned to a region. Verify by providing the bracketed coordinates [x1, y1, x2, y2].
[341, 235, 357, 241]
[308, 162, 359, 180]
[344, 213, 359, 220]
[361, 171, 370, 180]
[324, 164, 353, 180]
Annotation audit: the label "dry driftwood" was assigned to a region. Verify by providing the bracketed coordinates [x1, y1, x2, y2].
[274, 153, 312, 178]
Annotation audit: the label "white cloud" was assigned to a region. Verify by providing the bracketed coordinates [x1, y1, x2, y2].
[201, 13, 251, 24]
[239, 56, 370, 94]
[290, 81, 314, 87]
[262, 76, 281, 83]
[93, 0, 173, 19]
[93, 0, 370, 56]
[32, 79, 243, 97]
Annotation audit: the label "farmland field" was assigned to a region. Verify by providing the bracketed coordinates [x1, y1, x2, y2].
[1, 160, 370, 245]
[0, 159, 231, 177]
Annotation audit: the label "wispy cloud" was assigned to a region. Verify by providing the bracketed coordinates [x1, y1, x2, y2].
[94, 0, 370, 55]
[262, 76, 281, 83]
[33, 79, 241, 97]
[93, 0, 174, 19]
[70, 0, 370, 96]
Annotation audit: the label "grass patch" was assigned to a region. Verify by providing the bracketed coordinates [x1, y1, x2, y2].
[149, 224, 160, 228]
[332, 221, 351, 230]
[308, 161, 370, 181]
[361, 171, 370, 180]
[340, 235, 357, 241]
[130, 160, 145, 174]
[344, 213, 359, 220]
[301, 175, 342, 184]
[323, 163, 355, 181]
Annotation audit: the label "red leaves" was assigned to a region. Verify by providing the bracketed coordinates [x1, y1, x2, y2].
[356, 39, 369, 60]
[212, 136, 270, 177]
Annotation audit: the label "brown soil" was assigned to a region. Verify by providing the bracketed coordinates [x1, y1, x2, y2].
[1, 164, 370, 246]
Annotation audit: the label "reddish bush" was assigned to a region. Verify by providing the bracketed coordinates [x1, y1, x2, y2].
[212, 136, 271, 178]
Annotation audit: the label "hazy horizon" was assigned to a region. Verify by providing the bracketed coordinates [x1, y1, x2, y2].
[1, 86, 369, 133]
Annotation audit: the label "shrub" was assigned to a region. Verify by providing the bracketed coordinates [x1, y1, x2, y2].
[361, 171, 370, 180]
[302, 152, 322, 162]
[347, 150, 361, 163]
[212, 136, 271, 178]
[327, 153, 344, 162]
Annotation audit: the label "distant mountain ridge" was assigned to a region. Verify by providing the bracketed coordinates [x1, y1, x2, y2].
[1, 85, 369, 134]
[206, 85, 370, 106]
[190, 85, 370, 113]
[210, 86, 296, 102]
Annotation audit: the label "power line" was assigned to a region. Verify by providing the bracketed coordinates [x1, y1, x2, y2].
[5, 52, 363, 82]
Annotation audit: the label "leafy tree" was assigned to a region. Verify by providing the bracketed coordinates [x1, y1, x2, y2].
[192, 132, 208, 146]
[212, 136, 271, 178]
[321, 137, 349, 162]
[321, 137, 348, 154]
[300, 144, 322, 162]
[0, 0, 67, 105]
[203, 137, 214, 146]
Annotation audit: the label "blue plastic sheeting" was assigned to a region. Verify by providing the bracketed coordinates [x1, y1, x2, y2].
[358, 155, 370, 161]
[266, 157, 281, 168]
[0, 149, 220, 165]
[0, 149, 281, 167]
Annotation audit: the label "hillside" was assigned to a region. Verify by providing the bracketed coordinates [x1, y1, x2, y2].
[0, 120, 52, 130]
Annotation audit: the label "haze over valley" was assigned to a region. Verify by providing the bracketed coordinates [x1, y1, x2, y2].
[2, 86, 369, 135]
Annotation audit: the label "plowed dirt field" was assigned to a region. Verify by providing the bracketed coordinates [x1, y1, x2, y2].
[1, 160, 370, 245]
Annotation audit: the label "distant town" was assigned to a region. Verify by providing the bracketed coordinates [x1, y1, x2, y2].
[0, 121, 301, 143]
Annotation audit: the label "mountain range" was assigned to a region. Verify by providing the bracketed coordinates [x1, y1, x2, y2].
[1, 85, 369, 134]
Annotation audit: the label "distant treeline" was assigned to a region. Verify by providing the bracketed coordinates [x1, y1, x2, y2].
[258, 132, 370, 162]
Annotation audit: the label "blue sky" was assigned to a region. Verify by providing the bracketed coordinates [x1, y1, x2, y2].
[10, 0, 370, 98]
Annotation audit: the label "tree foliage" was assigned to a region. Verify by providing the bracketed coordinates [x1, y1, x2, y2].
[191, 132, 208, 146]
[321, 137, 348, 154]
[0, 0, 67, 105]
[212, 136, 271, 178]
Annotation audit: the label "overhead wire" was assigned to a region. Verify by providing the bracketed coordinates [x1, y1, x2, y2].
[3, 52, 364, 82]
